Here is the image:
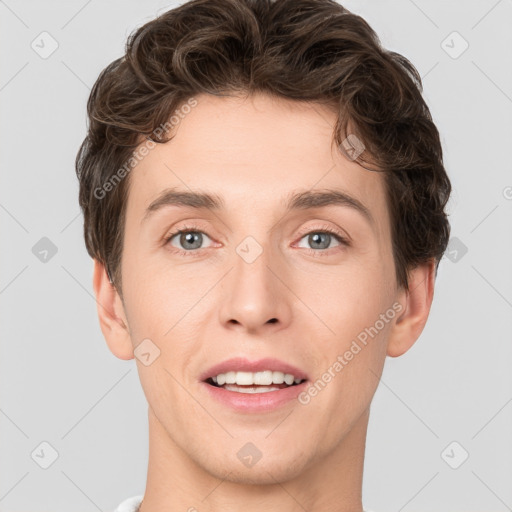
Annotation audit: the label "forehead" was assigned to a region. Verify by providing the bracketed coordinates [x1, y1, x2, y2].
[125, 93, 389, 233]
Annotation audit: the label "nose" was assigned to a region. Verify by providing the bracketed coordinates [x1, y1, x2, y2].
[218, 241, 292, 335]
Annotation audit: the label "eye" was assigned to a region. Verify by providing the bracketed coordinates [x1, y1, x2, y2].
[296, 226, 349, 253]
[164, 225, 214, 254]
[163, 223, 350, 257]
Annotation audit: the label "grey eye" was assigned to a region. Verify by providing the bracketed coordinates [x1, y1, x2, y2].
[169, 231, 213, 251]
[297, 232, 343, 250]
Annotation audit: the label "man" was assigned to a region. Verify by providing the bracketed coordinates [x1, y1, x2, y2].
[75, 0, 451, 511]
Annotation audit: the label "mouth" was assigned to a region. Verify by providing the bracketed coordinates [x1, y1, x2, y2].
[200, 357, 309, 393]
[204, 372, 307, 394]
[199, 358, 309, 408]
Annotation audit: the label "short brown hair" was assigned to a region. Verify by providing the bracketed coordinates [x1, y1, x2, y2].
[76, 0, 451, 297]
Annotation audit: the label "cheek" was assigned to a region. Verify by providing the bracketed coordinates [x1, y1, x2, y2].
[291, 252, 394, 409]
[120, 249, 190, 336]
[120, 260, 211, 387]
[294, 253, 393, 336]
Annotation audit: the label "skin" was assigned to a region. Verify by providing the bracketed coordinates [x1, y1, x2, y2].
[92, 92, 435, 512]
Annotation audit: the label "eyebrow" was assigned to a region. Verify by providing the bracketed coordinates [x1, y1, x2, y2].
[141, 187, 374, 226]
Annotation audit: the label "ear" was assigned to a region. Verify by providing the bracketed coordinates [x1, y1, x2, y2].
[92, 259, 134, 360]
[386, 259, 436, 358]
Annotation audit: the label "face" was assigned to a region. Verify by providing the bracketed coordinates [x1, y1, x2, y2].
[106, 92, 411, 484]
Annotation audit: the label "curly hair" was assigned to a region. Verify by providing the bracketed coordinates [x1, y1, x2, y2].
[76, 0, 451, 297]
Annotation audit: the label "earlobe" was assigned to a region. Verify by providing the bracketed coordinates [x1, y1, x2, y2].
[92, 259, 134, 360]
[386, 260, 436, 358]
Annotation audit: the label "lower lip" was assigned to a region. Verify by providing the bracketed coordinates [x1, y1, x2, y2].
[200, 381, 309, 413]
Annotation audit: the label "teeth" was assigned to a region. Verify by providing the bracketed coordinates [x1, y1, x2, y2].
[223, 385, 281, 393]
[210, 370, 304, 386]
[284, 374, 294, 385]
[272, 371, 284, 384]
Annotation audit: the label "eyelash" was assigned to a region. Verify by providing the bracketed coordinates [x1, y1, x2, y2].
[163, 223, 350, 257]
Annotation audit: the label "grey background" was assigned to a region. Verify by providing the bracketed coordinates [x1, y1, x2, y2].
[1, 0, 511, 511]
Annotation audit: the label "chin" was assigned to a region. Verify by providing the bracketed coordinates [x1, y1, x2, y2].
[200, 449, 310, 485]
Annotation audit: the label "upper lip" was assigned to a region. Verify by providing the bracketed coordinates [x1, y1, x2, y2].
[200, 357, 309, 382]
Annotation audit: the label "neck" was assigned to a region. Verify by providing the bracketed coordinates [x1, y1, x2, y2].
[139, 406, 369, 512]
